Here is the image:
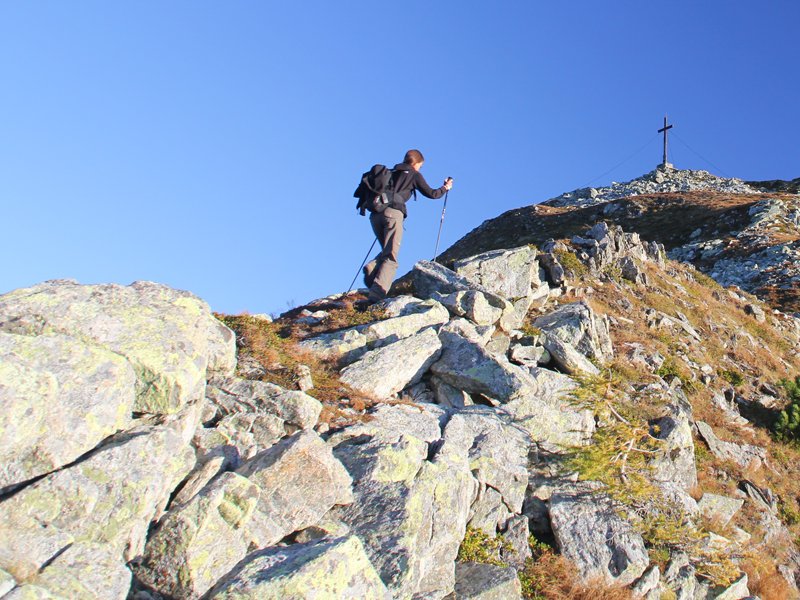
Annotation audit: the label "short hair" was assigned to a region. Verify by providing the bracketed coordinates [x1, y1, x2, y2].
[404, 149, 425, 166]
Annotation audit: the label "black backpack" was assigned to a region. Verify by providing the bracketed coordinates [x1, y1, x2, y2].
[353, 164, 396, 216]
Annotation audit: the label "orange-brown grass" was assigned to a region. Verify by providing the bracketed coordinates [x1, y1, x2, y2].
[742, 555, 797, 600]
[277, 292, 388, 340]
[217, 312, 381, 427]
[552, 250, 800, 580]
[519, 546, 633, 600]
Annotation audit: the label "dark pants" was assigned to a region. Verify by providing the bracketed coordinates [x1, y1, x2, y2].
[364, 207, 404, 301]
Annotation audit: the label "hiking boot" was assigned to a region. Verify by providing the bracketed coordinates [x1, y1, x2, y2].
[353, 298, 371, 311]
[363, 262, 376, 288]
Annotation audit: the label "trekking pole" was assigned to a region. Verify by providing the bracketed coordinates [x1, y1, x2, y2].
[432, 186, 450, 262]
[347, 238, 378, 292]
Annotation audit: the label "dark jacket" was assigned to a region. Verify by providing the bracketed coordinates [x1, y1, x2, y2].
[390, 163, 447, 217]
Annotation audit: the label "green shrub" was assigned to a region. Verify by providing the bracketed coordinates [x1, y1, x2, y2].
[719, 369, 744, 387]
[456, 527, 509, 567]
[554, 248, 589, 278]
[773, 376, 800, 441]
[655, 357, 682, 380]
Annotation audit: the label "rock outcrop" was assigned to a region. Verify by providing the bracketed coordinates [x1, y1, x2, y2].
[4, 204, 800, 598]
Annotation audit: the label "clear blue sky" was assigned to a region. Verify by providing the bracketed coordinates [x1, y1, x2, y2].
[2, 2, 798, 315]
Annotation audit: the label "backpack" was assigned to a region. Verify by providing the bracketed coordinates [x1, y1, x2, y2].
[353, 164, 396, 216]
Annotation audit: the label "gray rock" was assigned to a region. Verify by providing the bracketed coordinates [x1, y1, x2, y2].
[0, 417, 196, 575]
[698, 494, 744, 527]
[411, 260, 488, 300]
[364, 299, 449, 344]
[533, 301, 613, 363]
[739, 479, 777, 513]
[2, 584, 64, 599]
[500, 515, 533, 570]
[431, 375, 473, 408]
[134, 472, 262, 599]
[504, 367, 594, 449]
[18, 542, 131, 600]
[171, 455, 229, 506]
[431, 331, 538, 403]
[696, 421, 767, 469]
[745, 303, 767, 323]
[651, 393, 699, 513]
[631, 565, 660, 599]
[538, 251, 566, 286]
[403, 380, 435, 403]
[206, 536, 391, 599]
[0, 280, 235, 415]
[619, 255, 647, 284]
[541, 333, 600, 376]
[484, 331, 512, 357]
[339, 328, 442, 398]
[454, 245, 544, 327]
[237, 430, 353, 548]
[0, 524, 73, 585]
[293, 515, 351, 544]
[454, 246, 538, 301]
[0, 569, 14, 597]
[450, 562, 522, 600]
[0, 332, 135, 492]
[454, 408, 530, 533]
[206, 377, 322, 431]
[438, 290, 503, 326]
[331, 406, 478, 598]
[440, 318, 496, 346]
[192, 424, 247, 470]
[293, 364, 314, 391]
[233, 354, 267, 380]
[550, 483, 649, 585]
[211, 412, 286, 461]
[707, 573, 750, 599]
[299, 296, 448, 363]
[365, 402, 446, 444]
[410, 261, 519, 331]
[662, 552, 697, 600]
[509, 343, 546, 366]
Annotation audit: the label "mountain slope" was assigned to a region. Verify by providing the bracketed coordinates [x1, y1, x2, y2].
[438, 168, 800, 314]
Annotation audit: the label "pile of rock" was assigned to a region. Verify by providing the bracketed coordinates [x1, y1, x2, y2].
[669, 197, 800, 302]
[1, 229, 784, 599]
[546, 167, 760, 208]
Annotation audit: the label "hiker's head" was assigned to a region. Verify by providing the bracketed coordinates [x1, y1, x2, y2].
[404, 149, 424, 171]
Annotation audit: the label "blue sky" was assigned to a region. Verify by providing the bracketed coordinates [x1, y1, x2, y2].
[2, 2, 798, 315]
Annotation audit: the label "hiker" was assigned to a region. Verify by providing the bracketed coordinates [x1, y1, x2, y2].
[362, 149, 453, 303]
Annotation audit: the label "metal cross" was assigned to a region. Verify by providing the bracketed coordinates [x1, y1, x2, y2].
[657, 115, 674, 167]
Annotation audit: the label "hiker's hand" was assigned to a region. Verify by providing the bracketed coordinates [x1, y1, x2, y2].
[444, 177, 454, 191]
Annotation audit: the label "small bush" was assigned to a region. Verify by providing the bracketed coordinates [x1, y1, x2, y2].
[554, 248, 589, 278]
[719, 369, 745, 387]
[655, 357, 682, 380]
[519, 323, 543, 338]
[773, 377, 800, 441]
[456, 527, 509, 567]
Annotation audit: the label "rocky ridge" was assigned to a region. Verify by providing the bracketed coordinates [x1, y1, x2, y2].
[437, 167, 800, 315]
[3, 219, 800, 599]
[546, 167, 760, 208]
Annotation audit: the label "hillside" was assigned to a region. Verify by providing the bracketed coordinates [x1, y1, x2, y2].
[2, 167, 800, 600]
[438, 168, 800, 314]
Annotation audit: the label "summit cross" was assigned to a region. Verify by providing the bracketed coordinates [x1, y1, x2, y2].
[658, 115, 674, 167]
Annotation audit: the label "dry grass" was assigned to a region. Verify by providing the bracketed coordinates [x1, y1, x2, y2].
[520, 546, 633, 600]
[742, 555, 797, 600]
[439, 191, 769, 264]
[217, 300, 388, 427]
[554, 249, 800, 583]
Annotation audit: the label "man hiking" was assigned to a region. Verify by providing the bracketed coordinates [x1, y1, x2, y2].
[362, 149, 453, 303]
